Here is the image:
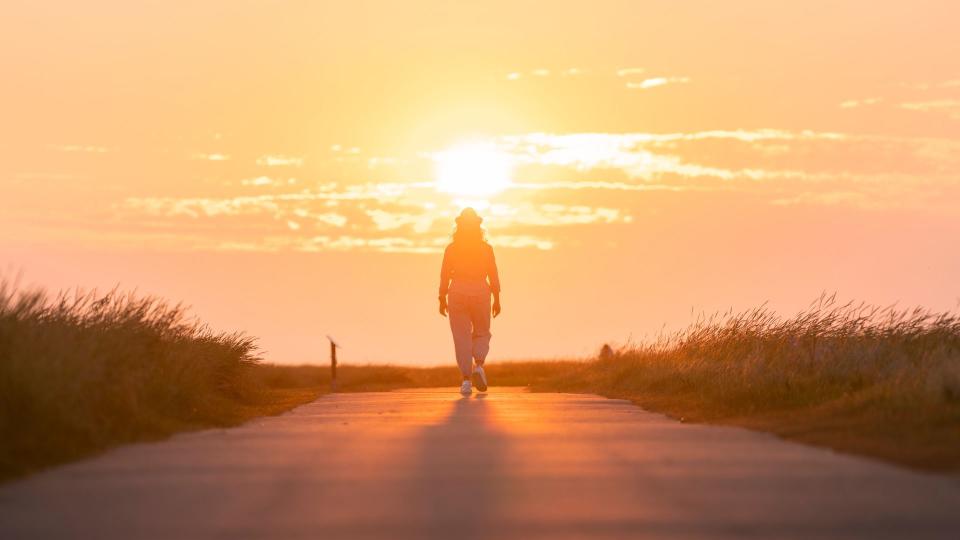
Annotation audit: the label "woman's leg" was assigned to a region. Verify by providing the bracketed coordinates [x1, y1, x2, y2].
[447, 293, 474, 377]
[470, 293, 492, 366]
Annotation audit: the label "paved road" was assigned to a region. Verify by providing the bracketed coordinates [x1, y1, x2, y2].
[2, 388, 959, 539]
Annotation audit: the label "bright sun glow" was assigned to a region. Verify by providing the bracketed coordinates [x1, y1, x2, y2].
[434, 142, 513, 197]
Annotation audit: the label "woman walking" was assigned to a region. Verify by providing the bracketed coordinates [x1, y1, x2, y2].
[438, 207, 502, 395]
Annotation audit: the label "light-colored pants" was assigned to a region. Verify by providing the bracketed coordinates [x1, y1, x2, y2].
[447, 292, 491, 376]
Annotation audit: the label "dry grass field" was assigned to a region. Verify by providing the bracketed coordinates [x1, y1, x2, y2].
[527, 296, 960, 472]
[3, 280, 958, 480]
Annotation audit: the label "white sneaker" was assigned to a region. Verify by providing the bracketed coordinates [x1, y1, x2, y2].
[459, 380, 473, 396]
[472, 365, 488, 392]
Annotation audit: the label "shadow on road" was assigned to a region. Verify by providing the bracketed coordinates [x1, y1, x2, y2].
[411, 394, 510, 539]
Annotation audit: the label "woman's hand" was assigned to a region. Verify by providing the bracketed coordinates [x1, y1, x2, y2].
[438, 296, 448, 317]
[492, 294, 501, 318]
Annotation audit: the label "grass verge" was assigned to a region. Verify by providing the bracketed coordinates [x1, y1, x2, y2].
[0, 273, 565, 482]
[4, 281, 957, 479]
[0, 281, 327, 482]
[525, 296, 960, 473]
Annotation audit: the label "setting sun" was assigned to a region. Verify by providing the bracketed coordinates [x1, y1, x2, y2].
[434, 142, 513, 197]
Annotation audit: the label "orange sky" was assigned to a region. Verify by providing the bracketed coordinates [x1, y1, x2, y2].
[3, 1, 960, 364]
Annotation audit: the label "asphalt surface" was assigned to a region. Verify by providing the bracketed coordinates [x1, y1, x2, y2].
[2, 388, 959, 539]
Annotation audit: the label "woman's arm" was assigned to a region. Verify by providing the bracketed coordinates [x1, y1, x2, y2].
[488, 245, 502, 317]
[438, 246, 451, 316]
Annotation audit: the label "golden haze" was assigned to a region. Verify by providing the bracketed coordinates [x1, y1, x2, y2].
[2, 1, 960, 363]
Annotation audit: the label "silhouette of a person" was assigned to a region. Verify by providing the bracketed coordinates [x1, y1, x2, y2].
[438, 207, 501, 395]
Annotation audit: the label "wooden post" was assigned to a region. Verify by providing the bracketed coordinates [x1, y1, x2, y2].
[327, 335, 340, 392]
[330, 340, 337, 391]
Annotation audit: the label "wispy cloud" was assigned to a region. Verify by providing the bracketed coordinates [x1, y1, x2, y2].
[216, 235, 440, 254]
[366, 208, 435, 233]
[490, 203, 627, 227]
[493, 130, 960, 213]
[256, 155, 304, 167]
[616, 67, 645, 77]
[46, 128, 960, 254]
[239, 176, 297, 187]
[51, 144, 110, 153]
[498, 130, 851, 182]
[840, 97, 882, 109]
[193, 153, 230, 161]
[116, 171, 644, 253]
[900, 79, 960, 90]
[491, 235, 554, 250]
[329, 145, 361, 154]
[771, 191, 887, 210]
[851, 79, 960, 119]
[511, 181, 707, 193]
[626, 76, 691, 90]
[506, 68, 582, 80]
[899, 100, 960, 120]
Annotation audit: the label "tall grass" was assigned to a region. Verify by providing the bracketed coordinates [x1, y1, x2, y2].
[0, 278, 570, 481]
[5, 281, 958, 476]
[0, 279, 275, 480]
[531, 295, 960, 470]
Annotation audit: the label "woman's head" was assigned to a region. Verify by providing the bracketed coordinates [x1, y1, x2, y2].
[452, 207, 485, 244]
